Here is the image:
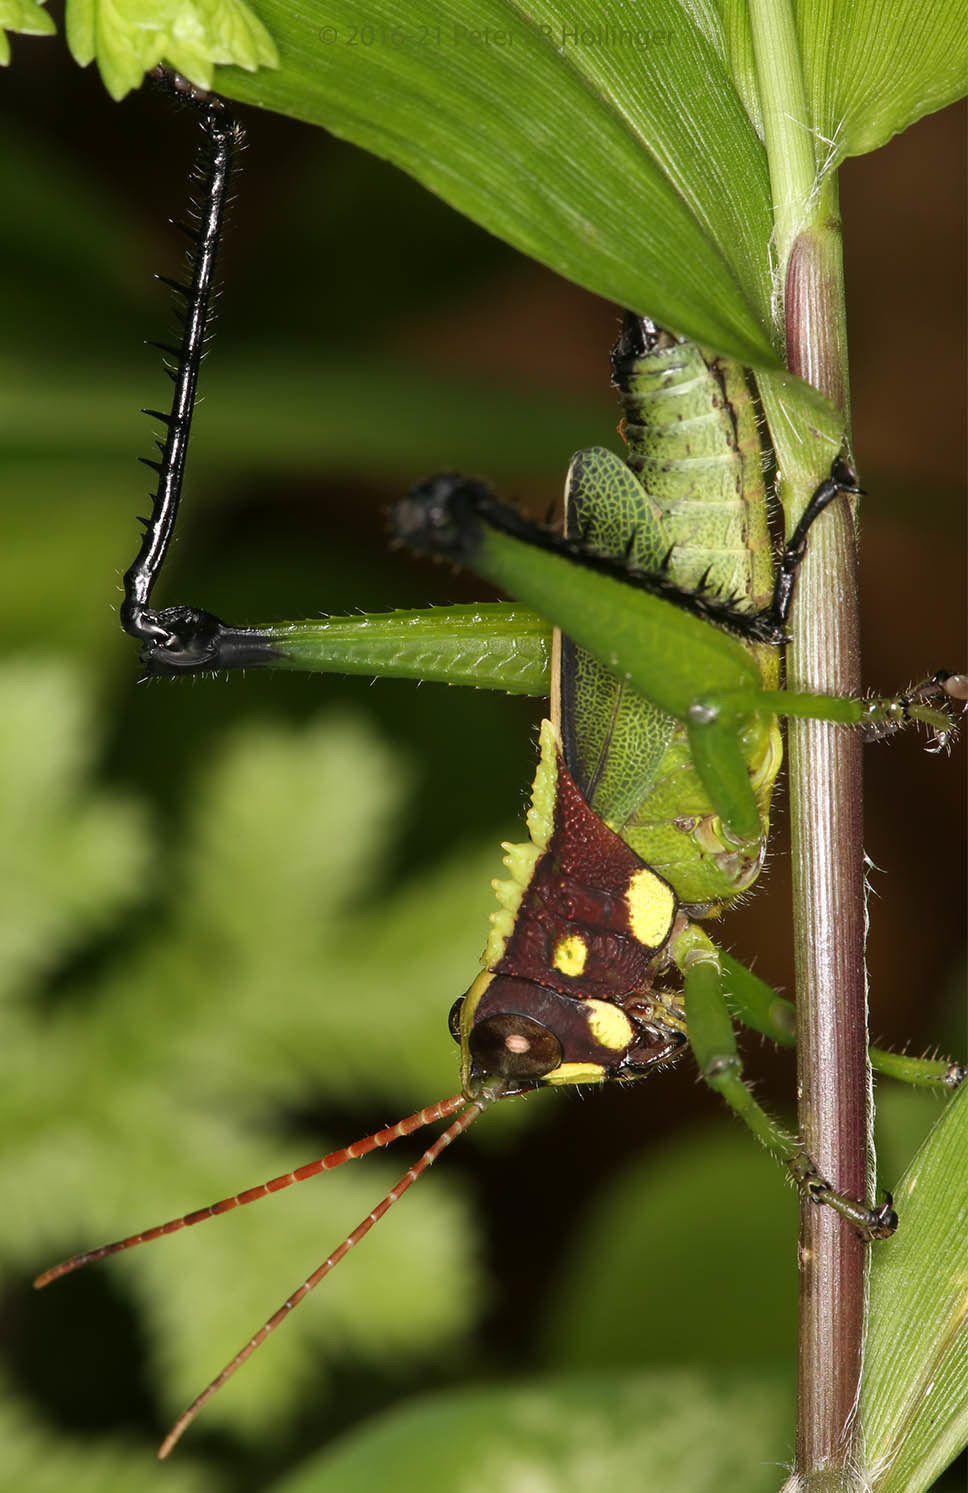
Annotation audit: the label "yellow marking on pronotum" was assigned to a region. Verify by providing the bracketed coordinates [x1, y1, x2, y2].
[585, 999, 635, 1051]
[543, 1061, 606, 1086]
[625, 867, 676, 948]
[552, 934, 588, 976]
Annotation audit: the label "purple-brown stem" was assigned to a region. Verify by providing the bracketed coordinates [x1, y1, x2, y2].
[786, 212, 869, 1484]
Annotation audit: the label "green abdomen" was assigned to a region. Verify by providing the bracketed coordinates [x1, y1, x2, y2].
[611, 318, 774, 615]
[562, 317, 781, 909]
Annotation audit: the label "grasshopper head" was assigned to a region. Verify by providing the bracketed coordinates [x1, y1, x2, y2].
[452, 969, 685, 1095]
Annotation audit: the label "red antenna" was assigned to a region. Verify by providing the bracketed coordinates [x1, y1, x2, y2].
[34, 1088, 498, 1456]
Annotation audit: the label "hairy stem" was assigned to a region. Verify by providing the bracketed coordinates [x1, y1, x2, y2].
[785, 193, 869, 1488]
[748, 2, 870, 1482]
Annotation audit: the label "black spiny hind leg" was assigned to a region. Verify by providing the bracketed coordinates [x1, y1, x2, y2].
[121, 73, 240, 659]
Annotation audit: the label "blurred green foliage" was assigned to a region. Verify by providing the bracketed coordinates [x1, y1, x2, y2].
[1, 665, 487, 1447]
[274, 1369, 794, 1493]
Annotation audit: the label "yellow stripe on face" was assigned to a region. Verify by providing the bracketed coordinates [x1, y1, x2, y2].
[543, 1061, 606, 1086]
[459, 970, 493, 1091]
[625, 867, 676, 948]
[552, 934, 588, 976]
[459, 971, 493, 1045]
[584, 999, 634, 1051]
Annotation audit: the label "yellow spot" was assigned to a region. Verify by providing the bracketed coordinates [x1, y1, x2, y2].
[543, 1062, 605, 1086]
[625, 867, 676, 948]
[585, 999, 634, 1051]
[552, 934, 588, 976]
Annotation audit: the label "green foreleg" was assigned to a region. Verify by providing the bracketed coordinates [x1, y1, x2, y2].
[682, 952, 797, 1163]
[867, 1046, 966, 1088]
[718, 952, 966, 1091]
[696, 677, 962, 749]
[677, 929, 897, 1241]
[685, 717, 763, 847]
[683, 675, 961, 849]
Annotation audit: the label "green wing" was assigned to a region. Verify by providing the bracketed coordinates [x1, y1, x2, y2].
[559, 445, 676, 828]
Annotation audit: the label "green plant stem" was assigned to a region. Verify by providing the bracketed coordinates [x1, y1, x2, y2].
[747, 0, 818, 276]
[748, 4, 868, 1485]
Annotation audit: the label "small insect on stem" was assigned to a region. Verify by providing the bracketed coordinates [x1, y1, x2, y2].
[35, 1088, 503, 1457]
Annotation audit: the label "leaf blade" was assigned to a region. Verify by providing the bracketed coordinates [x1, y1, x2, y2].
[220, 0, 780, 365]
[796, 0, 968, 160]
[862, 1082, 968, 1493]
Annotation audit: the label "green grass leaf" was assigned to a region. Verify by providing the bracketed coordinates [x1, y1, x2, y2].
[862, 1081, 968, 1493]
[711, 1, 967, 168]
[215, 0, 778, 367]
[796, 0, 968, 160]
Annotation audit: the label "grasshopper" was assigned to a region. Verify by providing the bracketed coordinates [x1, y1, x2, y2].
[34, 75, 965, 1458]
[389, 316, 963, 1222]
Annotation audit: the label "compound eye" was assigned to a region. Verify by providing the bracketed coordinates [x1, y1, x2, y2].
[468, 1013, 563, 1080]
[447, 996, 464, 1044]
